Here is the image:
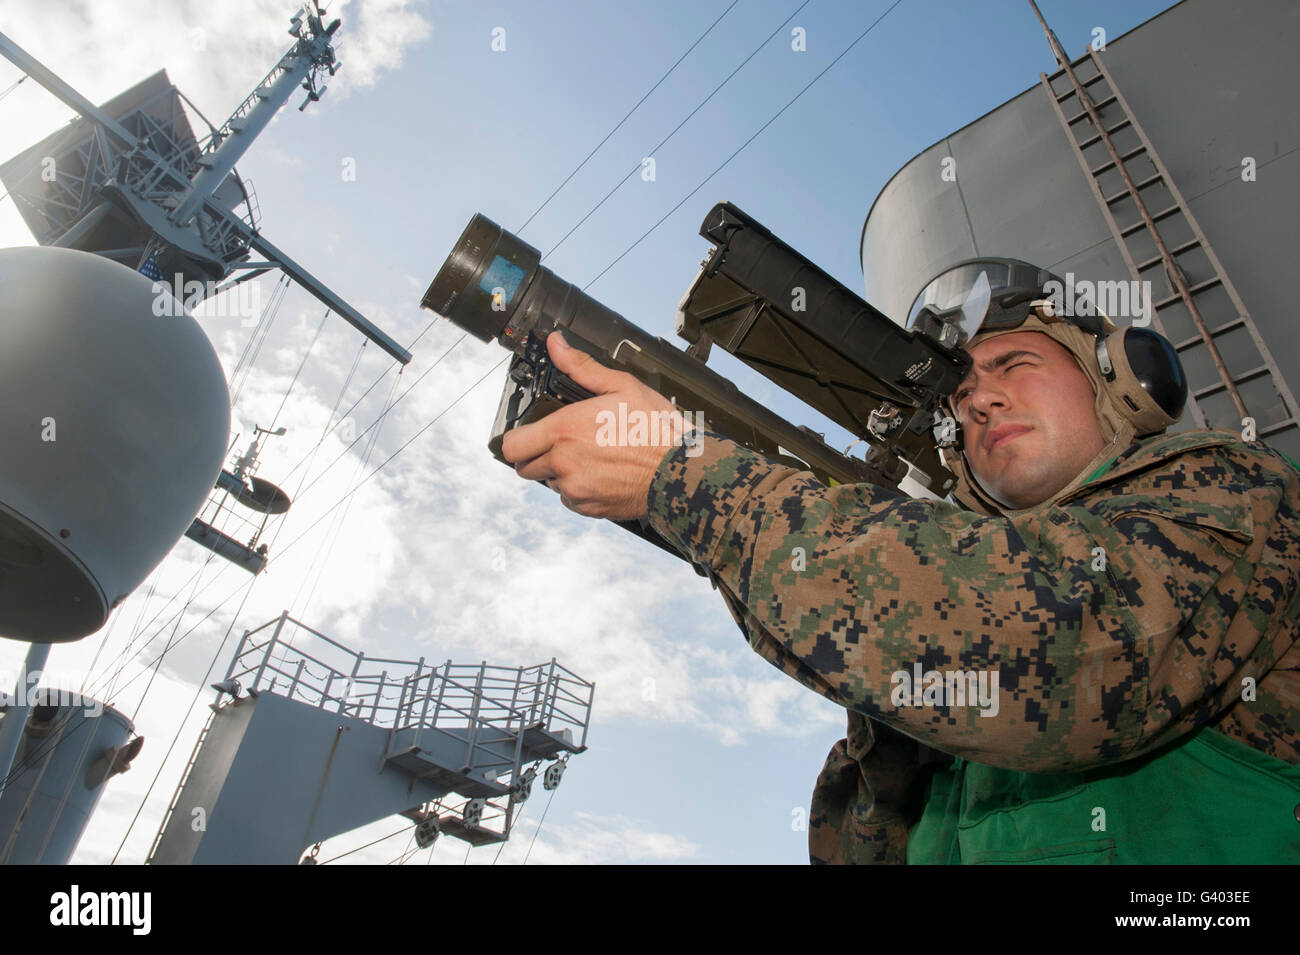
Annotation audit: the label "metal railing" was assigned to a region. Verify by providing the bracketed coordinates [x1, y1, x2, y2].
[223, 612, 594, 746]
[218, 611, 592, 840]
[206, 52, 297, 153]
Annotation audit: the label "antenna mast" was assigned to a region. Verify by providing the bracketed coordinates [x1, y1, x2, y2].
[170, 3, 342, 226]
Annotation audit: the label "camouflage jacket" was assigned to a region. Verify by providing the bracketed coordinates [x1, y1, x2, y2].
[644, 428, 1300, 863]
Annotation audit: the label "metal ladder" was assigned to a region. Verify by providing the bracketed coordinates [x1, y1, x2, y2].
[1032, 7, 1300, 448]
[144, 709, 215, 864]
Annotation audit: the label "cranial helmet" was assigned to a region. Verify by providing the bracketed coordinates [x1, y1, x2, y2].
[905, 258, 1189, 514]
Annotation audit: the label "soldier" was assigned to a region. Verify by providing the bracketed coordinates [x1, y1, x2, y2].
[501, 259, 1300, 864]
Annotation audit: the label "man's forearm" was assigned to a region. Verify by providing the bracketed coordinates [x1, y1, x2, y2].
[644, 431, 1264, 772]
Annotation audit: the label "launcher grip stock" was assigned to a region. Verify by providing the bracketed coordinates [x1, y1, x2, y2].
[423, 209, 937, 574]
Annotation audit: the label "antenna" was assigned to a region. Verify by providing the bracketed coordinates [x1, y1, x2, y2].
[0, 7, 405, 363]
[169, 4, 345, 227]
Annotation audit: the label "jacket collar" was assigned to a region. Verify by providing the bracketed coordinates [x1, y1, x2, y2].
[1001, 428, 1244, 515]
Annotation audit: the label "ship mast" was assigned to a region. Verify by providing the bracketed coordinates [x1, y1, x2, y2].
[170, 4, 342, 227]
[0, 6, 409, 364]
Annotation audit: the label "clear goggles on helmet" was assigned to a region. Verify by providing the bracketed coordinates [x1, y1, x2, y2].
[905, 257, 1107, 350]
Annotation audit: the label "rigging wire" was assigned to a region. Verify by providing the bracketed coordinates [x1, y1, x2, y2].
[90, 345, 433, 738]
[522, 788, 557, 865]
[542, 0, 813, 262]
[231, 274, 288, 383]
[85, 571, 245, 742]
[1, 0, 997, 874]
[272, 354, 509, 574]
[0, 652, 122, 793]
[286, 333, 466, 505]
[272, 315, 441, 491]
[139, 0, 905, 652]
[515, 0, 742, 236]
[299, 317, 440, 465]
[273, 337, 366, 658]
[81, 452, 353, 704]
[87, 302, 335, 703]
[7, 643, 120, 864]
[324, 340, 367, 440]
[91, 568, 186, 702]
[582, 0, 906, 291]
[0, 708, 88, 793]
[0, 716, 67, 863]
[91, 304, 438, 706]
[108, 568, 261, 864]
[69, 369, 429, 700]
[316, 824, 410, 865]
[275, 366, 396, 489]
[293, 366, 402, 620]
[403, 315, 440, 354]
[126, 549, 219, 724]
[228, 274, 289, 408]
[491, 803, 526, 865]
[0, 73, 27, 102]
[78, 577, 139, 695]
[386, 829, 418, 866]
[0, 0, 871, 848]
[81, 564, 205, 703]
[268, 307, 330, 433]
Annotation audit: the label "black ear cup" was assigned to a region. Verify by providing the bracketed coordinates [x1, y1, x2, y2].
[1124, 327, 1187, 420]
[1097, 326, 1188, 433]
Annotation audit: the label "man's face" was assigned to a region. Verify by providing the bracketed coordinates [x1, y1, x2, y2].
[951, 330, 1106, 509]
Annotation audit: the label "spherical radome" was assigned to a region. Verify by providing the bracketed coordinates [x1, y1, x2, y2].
[0, 246, 231, 642]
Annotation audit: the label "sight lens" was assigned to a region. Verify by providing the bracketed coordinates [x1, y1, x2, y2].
[423, 214, 543, 343]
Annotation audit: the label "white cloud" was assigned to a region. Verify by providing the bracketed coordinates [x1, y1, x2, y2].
[332, 0, 434, 90]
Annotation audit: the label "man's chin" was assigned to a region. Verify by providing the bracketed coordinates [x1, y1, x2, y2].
[976, 464, 1056, 510]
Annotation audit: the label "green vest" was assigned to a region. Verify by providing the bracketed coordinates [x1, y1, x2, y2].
[906, 727, 1300, 864]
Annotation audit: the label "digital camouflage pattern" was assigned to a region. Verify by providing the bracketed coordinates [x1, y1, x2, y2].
[645, 427, 1300, 864]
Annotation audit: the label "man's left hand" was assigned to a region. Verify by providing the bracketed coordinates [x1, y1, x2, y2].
[501, 331, 692, 521]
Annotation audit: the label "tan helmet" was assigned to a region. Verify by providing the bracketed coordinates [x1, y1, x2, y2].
[906, 259, 1189, 515]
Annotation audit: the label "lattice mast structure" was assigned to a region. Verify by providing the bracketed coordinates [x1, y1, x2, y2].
[0, 3, 409, 362]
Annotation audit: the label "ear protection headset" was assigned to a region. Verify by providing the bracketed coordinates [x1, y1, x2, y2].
[1083, 314, 1188, 434]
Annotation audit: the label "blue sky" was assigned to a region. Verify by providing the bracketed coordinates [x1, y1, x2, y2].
[0, 0, 1180, 864]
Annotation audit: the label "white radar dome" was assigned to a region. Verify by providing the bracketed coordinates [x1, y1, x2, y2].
[0, 246, 231, 642]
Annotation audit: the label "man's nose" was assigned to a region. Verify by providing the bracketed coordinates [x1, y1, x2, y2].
[968, 381, 1009, 419]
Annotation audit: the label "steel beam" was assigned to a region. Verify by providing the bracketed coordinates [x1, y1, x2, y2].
[0, 30, 412, 364]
